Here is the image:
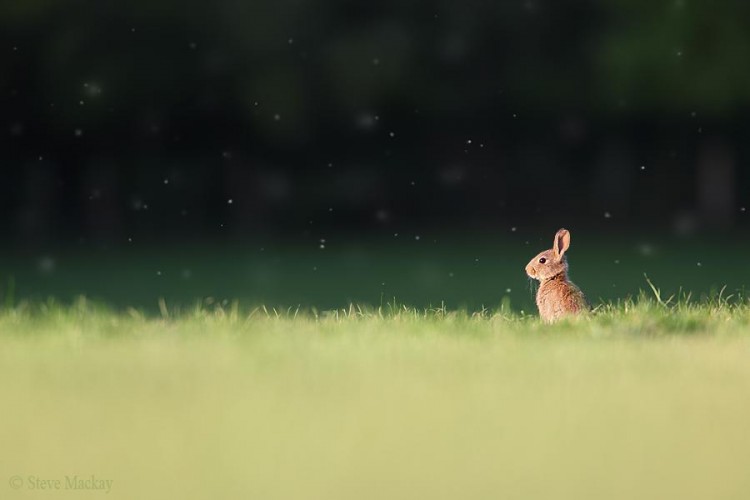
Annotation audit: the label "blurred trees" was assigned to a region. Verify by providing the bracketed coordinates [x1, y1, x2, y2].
[597, 0, 750, 229]
[1, 0, 749, 244]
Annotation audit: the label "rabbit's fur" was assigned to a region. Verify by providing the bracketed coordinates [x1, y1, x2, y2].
[525, 229, 588, 323]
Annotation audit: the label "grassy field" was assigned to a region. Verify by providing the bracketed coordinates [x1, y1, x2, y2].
[3, 298, 750, 500]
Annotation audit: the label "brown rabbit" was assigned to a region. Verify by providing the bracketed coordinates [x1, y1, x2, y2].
[525, 228, 588, 323]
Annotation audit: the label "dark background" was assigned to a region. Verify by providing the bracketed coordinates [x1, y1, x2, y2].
[1, 0, 749, 310]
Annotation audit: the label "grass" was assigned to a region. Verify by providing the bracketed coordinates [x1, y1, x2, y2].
[3, 296, 750, 499]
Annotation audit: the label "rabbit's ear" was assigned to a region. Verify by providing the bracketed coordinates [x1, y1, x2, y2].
[554, 229, 571, 258]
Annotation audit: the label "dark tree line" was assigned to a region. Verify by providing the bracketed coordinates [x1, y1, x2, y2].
[2, 0, 749, 244]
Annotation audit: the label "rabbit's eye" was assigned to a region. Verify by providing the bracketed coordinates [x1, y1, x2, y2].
[539, 257, 547, 264]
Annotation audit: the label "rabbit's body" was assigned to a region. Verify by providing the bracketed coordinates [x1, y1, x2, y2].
[525, 229, 588, 323]
[536, 272, 587, 323]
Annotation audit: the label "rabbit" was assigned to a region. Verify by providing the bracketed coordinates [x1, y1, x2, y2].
[525, 228, 588, 323]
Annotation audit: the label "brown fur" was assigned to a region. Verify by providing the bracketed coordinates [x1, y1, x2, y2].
[525, 229, 588, 323]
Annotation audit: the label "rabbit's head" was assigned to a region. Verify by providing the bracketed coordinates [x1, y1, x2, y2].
[525, 229, 571, 281]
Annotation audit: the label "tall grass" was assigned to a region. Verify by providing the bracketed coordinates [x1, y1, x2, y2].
[1, 291, 749, 338]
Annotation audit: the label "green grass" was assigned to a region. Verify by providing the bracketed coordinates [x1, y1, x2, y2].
[3, 298, 750, 499]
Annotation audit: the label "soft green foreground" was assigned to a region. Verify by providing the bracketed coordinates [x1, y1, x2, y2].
[3, 300, 750, 499]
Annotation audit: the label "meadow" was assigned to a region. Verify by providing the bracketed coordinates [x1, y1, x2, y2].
[3, 297, 750, 500]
